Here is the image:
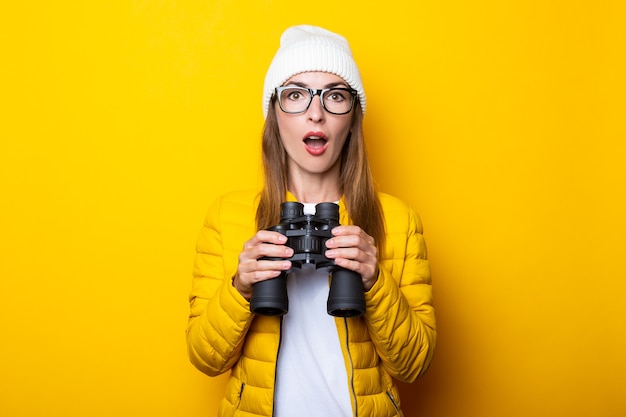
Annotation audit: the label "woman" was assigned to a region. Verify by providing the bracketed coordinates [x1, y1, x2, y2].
[187, 25, 436, 417]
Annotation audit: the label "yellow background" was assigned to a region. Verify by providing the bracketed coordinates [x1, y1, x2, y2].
[1, 1, 624, 416]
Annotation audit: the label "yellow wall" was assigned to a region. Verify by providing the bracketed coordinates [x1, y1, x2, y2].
[1, 1, 624, 416]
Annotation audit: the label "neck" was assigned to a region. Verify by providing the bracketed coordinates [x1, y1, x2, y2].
[287, 174, 341, 204]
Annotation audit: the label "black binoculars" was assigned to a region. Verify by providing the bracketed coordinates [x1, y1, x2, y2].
[250, 202, 366, 317]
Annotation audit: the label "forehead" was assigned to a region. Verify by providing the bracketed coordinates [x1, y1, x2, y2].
[284, 71, 349, 87]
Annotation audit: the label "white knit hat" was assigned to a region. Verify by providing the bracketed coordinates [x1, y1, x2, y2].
[262, 25, 366, 119]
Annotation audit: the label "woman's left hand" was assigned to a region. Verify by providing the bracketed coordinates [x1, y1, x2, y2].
[325, 225, 379, 291]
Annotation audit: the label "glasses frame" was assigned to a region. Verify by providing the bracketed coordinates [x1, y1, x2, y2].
[274, 86, 358, 115]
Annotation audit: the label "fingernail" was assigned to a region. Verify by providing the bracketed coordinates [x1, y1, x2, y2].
[278, 235, 287, 242]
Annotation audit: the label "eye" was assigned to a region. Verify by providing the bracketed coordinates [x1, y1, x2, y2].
[287, 91, 302, 100]
[282, 88, 309, 102]
[326, 89, 348, 102]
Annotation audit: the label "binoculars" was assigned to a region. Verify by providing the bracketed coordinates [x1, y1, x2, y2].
[250, 202, 365, 317]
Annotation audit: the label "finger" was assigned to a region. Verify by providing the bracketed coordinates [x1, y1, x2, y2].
[237, 259, 291, 287]
[243, 264, 290, 282]
[331, 225, 372, 239]
[333, 257, 362, 271]
[332, 256, 377, 283]
[243, 237, 292, 260]
[254, 242, 293, 260]
[255, 259, 292, 272]
[246, 230, 288, 247]
[326, 247, 372, 264]
[330, 226, 375, 246]
[331, 225, 362, 237]
[234, 262, 289, 298]
[326, 235, 376, 257]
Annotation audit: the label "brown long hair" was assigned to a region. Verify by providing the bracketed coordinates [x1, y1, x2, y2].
[256, 99, 386, 251]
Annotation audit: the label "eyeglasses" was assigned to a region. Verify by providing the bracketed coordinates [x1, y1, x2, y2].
[275, 86, 358, 115]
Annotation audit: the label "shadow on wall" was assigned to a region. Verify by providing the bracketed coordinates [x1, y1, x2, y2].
[396, 290, 474, 416]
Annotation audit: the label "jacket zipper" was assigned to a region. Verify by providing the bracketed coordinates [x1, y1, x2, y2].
[237, 382, 246, 407]
[271, 315, 284, 417]
[343, 318, 358, 417]
[386, 391, 402, 416]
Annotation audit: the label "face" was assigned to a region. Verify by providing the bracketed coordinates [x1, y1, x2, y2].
[274, 71, 353, 182]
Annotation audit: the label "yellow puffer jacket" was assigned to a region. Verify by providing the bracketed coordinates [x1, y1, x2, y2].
[187, 190, 436, 417]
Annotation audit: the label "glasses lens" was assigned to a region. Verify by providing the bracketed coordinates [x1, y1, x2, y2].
[278, 87, 312, 113]
[322, 89, 355, 114]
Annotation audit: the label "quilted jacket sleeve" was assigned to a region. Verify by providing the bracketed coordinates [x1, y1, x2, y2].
[186, 195, 254, 377]
[363, 197, 437, 383]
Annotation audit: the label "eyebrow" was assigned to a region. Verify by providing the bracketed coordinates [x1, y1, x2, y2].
[287, 81, 350, 89]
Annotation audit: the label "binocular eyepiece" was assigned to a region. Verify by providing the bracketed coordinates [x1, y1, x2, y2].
[249, 202, 366, 318]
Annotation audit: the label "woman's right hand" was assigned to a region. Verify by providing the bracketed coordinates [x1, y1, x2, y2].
[233, 231, 293, 300]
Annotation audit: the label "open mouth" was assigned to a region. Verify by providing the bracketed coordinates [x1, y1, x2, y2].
[302, 131, 329, 156]
[303, 136, 329, 155]
[304, 136, 328, 149]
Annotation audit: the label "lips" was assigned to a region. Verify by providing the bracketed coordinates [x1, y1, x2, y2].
[303, 132, 328, 156]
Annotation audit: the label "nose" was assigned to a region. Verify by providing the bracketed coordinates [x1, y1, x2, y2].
[307, 92, 325, 122]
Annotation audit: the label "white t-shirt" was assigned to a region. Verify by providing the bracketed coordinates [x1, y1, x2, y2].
[273, 203, 352, 417]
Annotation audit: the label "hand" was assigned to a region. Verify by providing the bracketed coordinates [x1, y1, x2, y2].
[324, 225, 379, 291]
[233, 231, 293, 299]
